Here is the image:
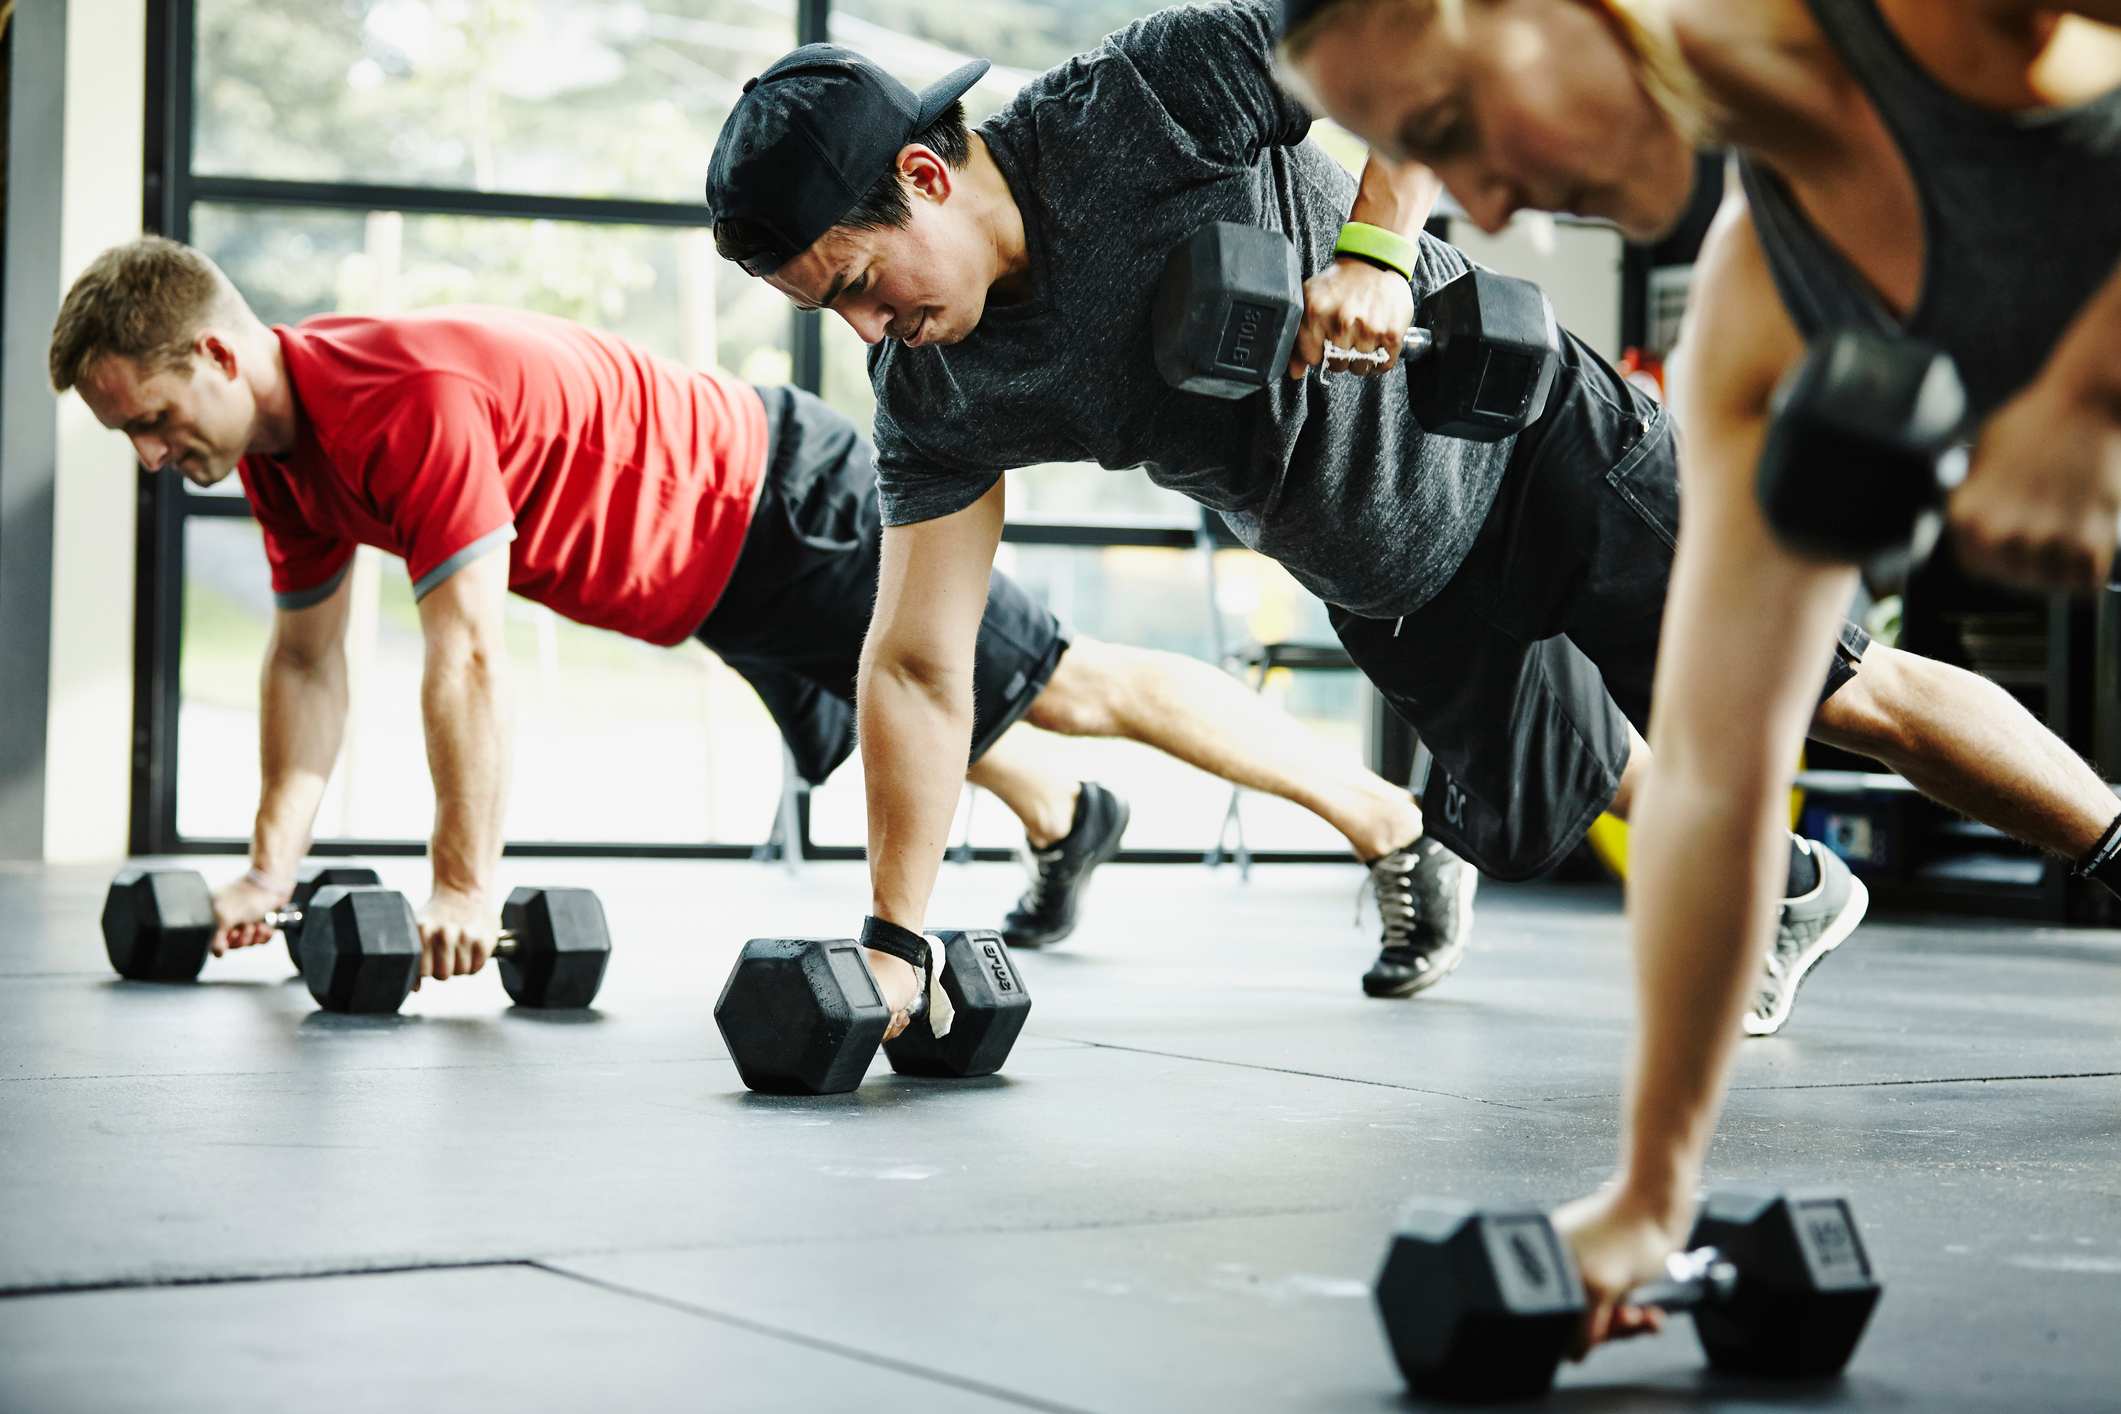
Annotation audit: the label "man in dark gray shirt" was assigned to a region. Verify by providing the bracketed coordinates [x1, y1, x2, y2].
[704, 0, 2099, 1041]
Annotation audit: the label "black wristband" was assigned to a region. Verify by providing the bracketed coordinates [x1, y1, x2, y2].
[2072, 810, 2121, 884]
[859, 915, 929, 973]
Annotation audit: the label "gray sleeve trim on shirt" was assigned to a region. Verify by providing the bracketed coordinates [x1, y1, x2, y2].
[875, 463, 1003, 528]
[411, 524, 517, 602]
[273, 558, 354, 612]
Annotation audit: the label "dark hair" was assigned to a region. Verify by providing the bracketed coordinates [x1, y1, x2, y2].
[713, 102, 971, 268]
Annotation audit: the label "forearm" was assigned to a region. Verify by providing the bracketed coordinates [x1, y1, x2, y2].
[1347, 154, 1442, 242]
[252, 649, 348, 883]
[858, 655, 975, 930]
[2043, 255, 2121, 415]
[1618, 759, 1789, 1218]
[420, 642, 511, 898]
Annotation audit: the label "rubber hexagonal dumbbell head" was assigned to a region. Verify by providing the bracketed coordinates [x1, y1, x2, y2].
[883, 929, 1032, 1079]
[1407, 268, 1560, 443]
[1687, 1186, 1881, 1378]
[298, 886, 420, 1014]
[1757, 333, 1965, 564]
[102, 869, 215, 982]
[1374, 1200, 1584, 1402]
[714, 938, 890, 1095]
[498, 886, 611, 1008]
[283, 865, 383, 972]
[1151, 221, 1304, 399]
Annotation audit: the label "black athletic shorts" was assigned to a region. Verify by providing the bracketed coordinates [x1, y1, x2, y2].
[1333, 385, 1868, 881]
[695, 386, 1069, 787]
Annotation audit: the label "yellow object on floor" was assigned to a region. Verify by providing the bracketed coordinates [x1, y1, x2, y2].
[1586, 755, 1805, 882]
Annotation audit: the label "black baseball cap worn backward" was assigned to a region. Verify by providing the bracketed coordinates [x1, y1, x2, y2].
[704, 44, 991, 278]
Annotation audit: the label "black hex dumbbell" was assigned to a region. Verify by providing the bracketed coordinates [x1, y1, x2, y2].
[283, 867, 387, 970]
[1756, 330, 1973, 578]
[713, 929, 1032, 1095]
[101, 863, 384, 982]
[1375, 1186, 1882, 1401]
[1152, 220, 1562, 441]
[299, 884, 612, 1015]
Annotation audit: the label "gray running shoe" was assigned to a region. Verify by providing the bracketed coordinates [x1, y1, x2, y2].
[1360, 836, 1478, 999]
[1746, 838, 1869, 1038]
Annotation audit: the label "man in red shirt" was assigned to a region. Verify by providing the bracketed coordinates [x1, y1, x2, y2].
[49, 237, 1450, 988]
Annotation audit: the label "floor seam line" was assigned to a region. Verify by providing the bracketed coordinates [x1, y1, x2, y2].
[531, 1262, 1098, 1414]
[1049, 1037, 1535, 1110]
[526, 1200, 1356, 1263]
[0, 1202, 1362, 1296]
[0, 1258, 532, 1301]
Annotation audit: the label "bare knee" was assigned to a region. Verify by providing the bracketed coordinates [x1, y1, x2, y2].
[1023, 637, 1127, 738]
[1809, 644, 1917, 761]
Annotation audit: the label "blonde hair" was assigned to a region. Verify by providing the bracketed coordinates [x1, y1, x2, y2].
[1279, 0, 1717, 146]
[48, 237, 247, 393]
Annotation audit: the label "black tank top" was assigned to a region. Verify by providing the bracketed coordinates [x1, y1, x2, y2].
[1736, 0, 2121, 416]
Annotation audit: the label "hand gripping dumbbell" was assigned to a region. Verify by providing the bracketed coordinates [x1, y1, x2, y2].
[713, 930, 1032, 1094]
[1152, 220, 1562, 442]
[1756, 329, 1976, 578]
[1375, 1186, 1882, 1401]
[101, 863, 383, 982]
[297, 884, 612, 1014]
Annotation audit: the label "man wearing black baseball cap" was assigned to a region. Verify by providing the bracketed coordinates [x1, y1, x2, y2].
[707, 47, 992, 283]
[704, 0, 2095, 1049]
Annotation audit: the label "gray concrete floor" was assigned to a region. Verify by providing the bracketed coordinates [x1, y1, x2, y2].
[2, 856, 2117, 1412]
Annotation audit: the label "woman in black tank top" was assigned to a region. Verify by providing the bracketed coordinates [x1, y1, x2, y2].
[1279, 0, 2121, 1355]
[1280, 0, 2121, 567]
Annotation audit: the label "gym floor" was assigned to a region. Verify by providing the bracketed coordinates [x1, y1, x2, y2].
[3, 857, 2117, 1412]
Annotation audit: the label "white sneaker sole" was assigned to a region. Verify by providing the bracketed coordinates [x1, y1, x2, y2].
[1745, 873, 1870, 1038]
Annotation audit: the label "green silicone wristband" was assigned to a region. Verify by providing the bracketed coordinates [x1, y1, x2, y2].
[1333, 221, 1418, 282]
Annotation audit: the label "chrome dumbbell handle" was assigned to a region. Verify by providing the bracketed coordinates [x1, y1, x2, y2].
[268, 901, 517, 953]
[1620, 1246, 1741, 1313]
[1323, 325, 1436, 368]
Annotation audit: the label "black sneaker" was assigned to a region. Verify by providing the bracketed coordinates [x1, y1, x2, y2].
[1745, 838, 1868, 1037]
[1001, 782, 1130, 949]
[1360, 836, 1478, 999]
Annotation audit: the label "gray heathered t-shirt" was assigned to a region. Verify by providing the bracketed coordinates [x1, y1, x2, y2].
[867, 0, 1512, 618]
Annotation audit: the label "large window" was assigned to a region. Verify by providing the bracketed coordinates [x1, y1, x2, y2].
[140, 0, 1385, 863]
[194, 0, 797, 203]
[148, 0, 805, 853]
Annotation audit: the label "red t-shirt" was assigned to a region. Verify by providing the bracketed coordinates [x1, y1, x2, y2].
[238, 308, 769, 646]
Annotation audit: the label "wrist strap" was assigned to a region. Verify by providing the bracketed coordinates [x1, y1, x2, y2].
[858, 917, 956, 1038]
[860, 916, 928, 971]
[1333, 221, 1418, 282]
[2072, 810, 2121, 881]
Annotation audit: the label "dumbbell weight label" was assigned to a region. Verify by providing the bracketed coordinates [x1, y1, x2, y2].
[978, 937, 1017, 994]
[1795, 1198, 1876, 1288]
[1484, 1216, 1582, 1312]
[828, 943, 885, 1010]
[1216, 300, 1279, 379]
[1471, 348, 1541, 420]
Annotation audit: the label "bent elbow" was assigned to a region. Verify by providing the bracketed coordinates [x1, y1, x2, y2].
[859, 640, 971, 713]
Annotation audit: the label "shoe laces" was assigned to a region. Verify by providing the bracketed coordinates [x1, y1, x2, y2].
[1357, 848, 1422, 949]
[1018, 841, 1068, 915]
